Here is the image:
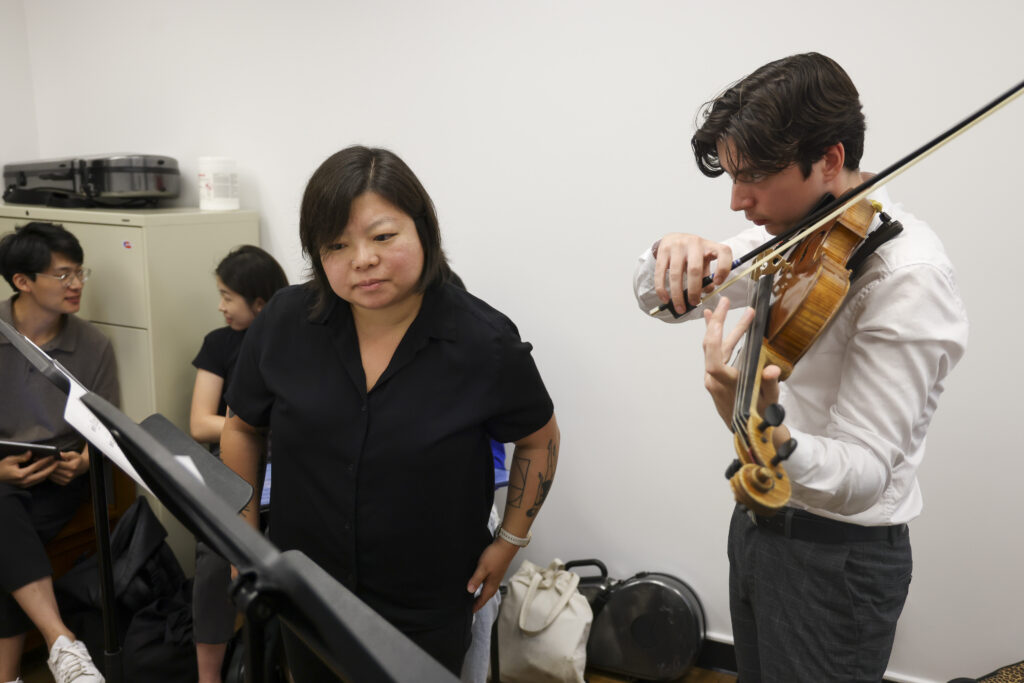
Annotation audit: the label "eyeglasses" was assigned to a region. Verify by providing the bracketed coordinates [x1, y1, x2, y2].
[36, 268, 92, 288]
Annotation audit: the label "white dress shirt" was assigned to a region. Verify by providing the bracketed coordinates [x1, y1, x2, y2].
[633, 187, 968, 525]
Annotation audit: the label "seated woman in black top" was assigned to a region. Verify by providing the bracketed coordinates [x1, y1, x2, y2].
[221, 146, 559, 677]
[188, 245, 287, 683]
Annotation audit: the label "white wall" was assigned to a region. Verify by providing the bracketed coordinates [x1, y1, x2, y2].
[0, 0, 37, 162]
[11, 2, 1024, 681]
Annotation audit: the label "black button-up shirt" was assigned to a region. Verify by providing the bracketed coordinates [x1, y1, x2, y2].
[227, 282, 553, 629]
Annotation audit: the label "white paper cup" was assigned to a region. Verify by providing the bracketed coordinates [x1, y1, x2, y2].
[198, 156, 240, 210]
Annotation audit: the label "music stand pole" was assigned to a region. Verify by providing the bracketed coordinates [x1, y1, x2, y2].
[85, 442, 123, 683]
[233, 575, 273, 683]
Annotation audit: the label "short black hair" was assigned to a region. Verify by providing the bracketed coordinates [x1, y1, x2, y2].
[215, 245, 289, 307]
[299, 146, 451, 316]
[692, 52, 866, 179]
[0, 222, 84, 290]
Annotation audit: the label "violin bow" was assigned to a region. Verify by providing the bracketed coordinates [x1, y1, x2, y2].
[651, 77, 1024, 318]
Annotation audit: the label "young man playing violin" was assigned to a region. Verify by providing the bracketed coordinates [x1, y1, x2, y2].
[633, 53, 968, 682]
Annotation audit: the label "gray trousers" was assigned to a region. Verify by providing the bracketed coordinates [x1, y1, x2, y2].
[728, 505, 912, 683]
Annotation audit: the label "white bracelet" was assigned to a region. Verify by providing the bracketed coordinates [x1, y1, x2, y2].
[495, 526, 531, 547]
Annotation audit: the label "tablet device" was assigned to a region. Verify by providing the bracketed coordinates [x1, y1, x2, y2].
[0, 439, 59, 460]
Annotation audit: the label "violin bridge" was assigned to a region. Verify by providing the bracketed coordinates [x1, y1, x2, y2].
[752, 253, 788, 279]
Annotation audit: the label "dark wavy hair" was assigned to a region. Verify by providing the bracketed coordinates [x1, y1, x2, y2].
[0, 222, 84, 290]
[691, 53, 865, 179]
[299, 146, 451, 316]
[215, 245, 288, 307]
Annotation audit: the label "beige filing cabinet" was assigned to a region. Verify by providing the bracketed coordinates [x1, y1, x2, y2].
[0, 204, 260, 574]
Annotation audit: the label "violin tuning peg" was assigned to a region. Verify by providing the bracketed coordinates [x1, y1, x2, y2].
[770, 438, 798, 467]
[725, 459, 742, 480]
[757, 403, 786, 431]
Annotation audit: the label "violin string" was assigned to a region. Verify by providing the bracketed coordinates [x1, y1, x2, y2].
[733, 272, 769, 440]
[731, 275, 753, 433]
[713, 223, 814, 298]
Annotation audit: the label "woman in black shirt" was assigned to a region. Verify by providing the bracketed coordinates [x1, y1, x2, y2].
[189, 245, 287, 683]
[222, 146, 559, 677]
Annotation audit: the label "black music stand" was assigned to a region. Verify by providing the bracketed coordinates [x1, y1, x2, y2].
[1, 315, 259, 682]
[79, 392, 459, 683]
[1, 316, 458, 682]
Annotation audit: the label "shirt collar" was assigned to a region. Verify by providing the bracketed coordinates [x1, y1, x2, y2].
[315, 283, 459, 343]
[415, 284, 459, 342]
[0, 295, 76, 352]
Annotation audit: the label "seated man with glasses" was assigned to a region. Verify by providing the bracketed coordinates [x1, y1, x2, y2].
[0, 222, 119, 683]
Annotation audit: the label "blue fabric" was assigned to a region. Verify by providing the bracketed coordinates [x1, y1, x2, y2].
[491, 440, 508, 489]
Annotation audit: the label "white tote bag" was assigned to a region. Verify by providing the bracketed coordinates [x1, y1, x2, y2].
[496, 559, 592, 683]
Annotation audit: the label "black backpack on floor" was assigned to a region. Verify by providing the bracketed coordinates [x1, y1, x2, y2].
[55, 497, 198, 682]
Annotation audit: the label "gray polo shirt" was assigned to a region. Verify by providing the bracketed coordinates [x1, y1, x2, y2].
[0, 296, 120, 445]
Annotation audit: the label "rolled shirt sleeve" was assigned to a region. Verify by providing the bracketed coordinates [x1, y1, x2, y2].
[632, 226, 767, 323]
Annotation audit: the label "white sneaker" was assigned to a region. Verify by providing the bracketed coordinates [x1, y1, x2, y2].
[46, 635, 105, 683]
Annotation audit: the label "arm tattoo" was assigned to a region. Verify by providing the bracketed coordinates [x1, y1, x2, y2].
[527, 438, 558, 518]
[507, 459, 529, 508]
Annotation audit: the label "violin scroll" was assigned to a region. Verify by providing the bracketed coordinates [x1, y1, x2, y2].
[729, 398, 796, 517]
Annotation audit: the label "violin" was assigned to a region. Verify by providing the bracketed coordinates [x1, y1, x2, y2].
[658, 78, 1024, 516]
[726, 197, 883, 516]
